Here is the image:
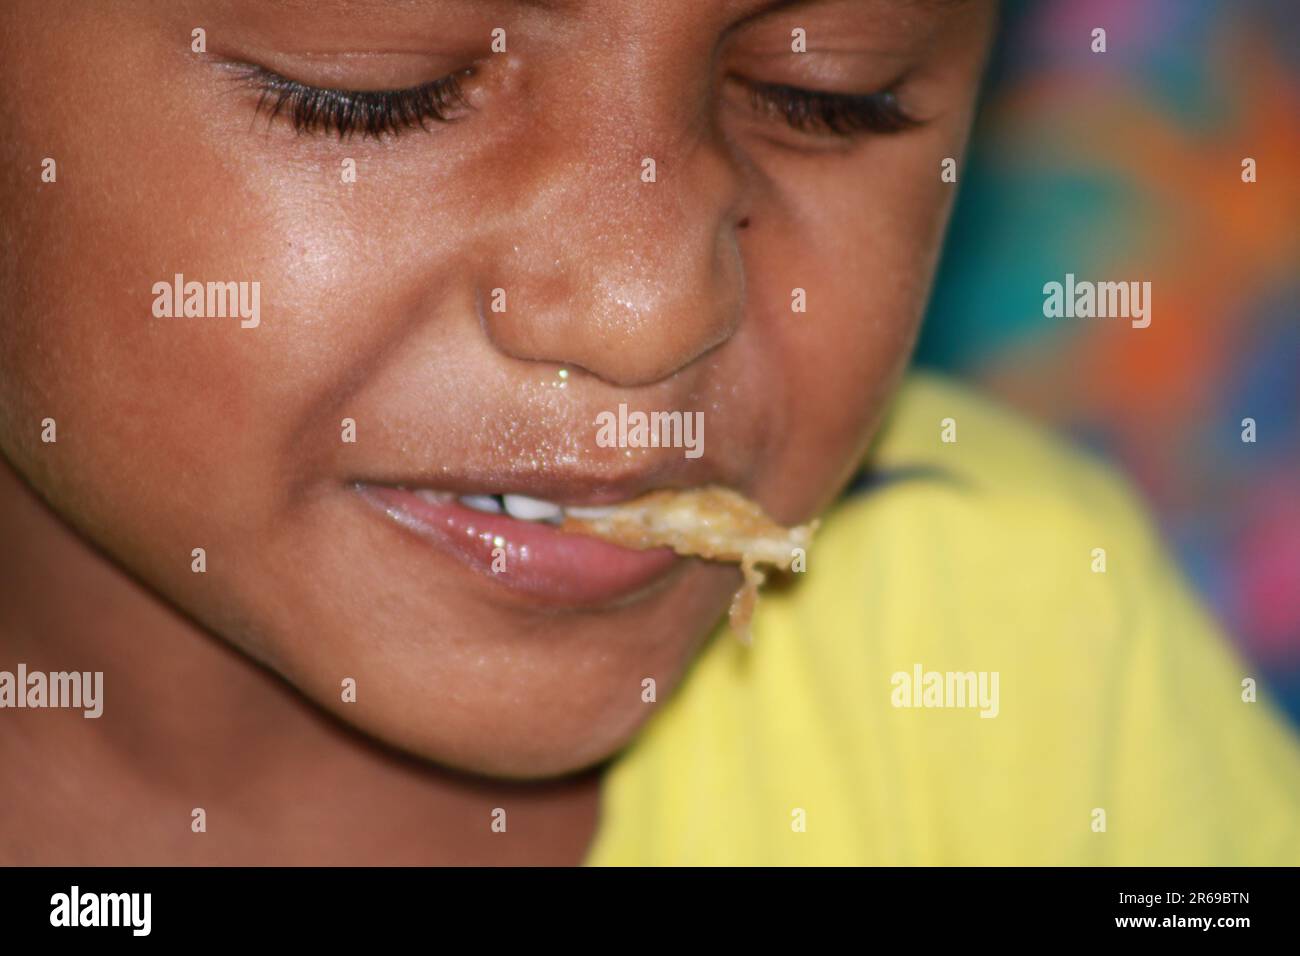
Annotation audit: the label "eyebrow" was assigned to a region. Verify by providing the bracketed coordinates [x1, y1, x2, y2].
[740, 0, 971, 12]
[255, 0, 968, 12]
[253, 0, 578, 11]
[723, 0, 969, 37]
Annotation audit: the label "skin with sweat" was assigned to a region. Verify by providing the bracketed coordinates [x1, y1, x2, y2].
[0, 0, 996, 864]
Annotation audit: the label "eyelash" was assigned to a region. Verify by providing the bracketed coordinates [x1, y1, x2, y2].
[744, 81, 918, 137]
[239, 65, 474, 139]
[238, 65, 916, 141]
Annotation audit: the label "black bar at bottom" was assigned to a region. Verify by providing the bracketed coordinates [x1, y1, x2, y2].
[0, 866, 1290, 942]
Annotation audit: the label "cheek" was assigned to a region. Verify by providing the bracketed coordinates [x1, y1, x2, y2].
[0, 43, 395, 681]
[0, 44, 375, 528]
[752, 134, 960, 512]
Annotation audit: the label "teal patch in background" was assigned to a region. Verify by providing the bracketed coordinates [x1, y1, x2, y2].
[916, 166, 1146, 370]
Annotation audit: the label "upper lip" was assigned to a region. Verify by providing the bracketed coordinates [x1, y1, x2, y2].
[352, 460, 743, 508]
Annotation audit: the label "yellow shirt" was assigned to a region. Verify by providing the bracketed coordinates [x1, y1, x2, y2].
[584, 371, 1300, 865]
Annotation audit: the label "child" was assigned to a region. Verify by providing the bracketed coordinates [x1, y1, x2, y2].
[0, 0, 1295, 865]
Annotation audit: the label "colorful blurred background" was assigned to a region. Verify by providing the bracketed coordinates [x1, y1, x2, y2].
[916, 0, 1300, 722]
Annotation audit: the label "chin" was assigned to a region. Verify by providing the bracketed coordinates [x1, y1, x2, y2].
[351, 690, 654, 780]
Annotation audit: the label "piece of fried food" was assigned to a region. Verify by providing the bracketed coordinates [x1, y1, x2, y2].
[561, 486, 817, 642]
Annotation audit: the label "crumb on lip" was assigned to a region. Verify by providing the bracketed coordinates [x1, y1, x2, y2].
[560, 485, 817, 643]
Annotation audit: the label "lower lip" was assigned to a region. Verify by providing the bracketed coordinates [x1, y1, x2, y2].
[356, 485, 681, 606]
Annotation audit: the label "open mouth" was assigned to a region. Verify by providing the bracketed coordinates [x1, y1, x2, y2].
[412, 491, 620, 526]
[354, 484, 682, 608]
[356, 481, 816, 634]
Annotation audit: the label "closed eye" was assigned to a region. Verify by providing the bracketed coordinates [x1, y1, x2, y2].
[742, 79, 920, 137]
[230, 62, 916, 143]
[235, 64, 476, 140]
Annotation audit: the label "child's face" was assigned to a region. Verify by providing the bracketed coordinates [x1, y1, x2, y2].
[0, 0, 994, 776]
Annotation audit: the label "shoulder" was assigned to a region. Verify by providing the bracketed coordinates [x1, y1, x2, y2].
[846, 369, 1161, 555]
[788, 370, 1168, 660]
[589, 373, 1300, 865]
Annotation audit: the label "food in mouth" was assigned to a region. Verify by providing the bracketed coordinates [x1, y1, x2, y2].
[561, 486, 817, 642]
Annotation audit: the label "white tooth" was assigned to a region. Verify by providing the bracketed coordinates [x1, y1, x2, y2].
[459, 494, 504, 514]
[502, 494, 563, 522]
[564, 505, 617, 520]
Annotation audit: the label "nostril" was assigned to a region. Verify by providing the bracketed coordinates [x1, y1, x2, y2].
[737, 216, 751, 229]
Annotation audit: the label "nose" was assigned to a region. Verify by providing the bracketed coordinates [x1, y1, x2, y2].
[479, 107, 750, 387]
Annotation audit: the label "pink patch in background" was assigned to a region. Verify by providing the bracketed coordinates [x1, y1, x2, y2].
[1233, 482, 1300, 662]
[1024, 0, 1181, 67]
